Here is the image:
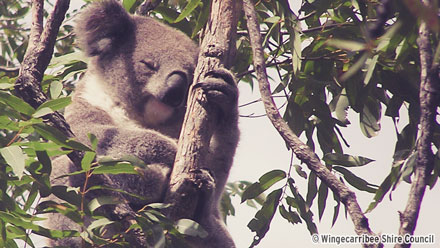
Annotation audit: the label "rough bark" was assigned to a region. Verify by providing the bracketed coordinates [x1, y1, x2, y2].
[242, 1, 381, 247]
[14, 1, 145, 246]
[164, 0, 238, 220]
[395, 0, 440, 246]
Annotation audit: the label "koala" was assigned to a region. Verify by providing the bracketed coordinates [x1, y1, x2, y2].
[44, 0, 239, 247]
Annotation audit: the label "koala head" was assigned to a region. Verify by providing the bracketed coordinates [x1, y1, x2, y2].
[75, 0, 198, 127]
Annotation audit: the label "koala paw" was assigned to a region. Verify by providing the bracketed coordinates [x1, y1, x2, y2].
[191, 168, 215, 195]
[193, 68, 238, 119]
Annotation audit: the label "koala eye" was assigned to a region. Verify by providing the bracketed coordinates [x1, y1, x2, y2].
[140, 59, 159, 71]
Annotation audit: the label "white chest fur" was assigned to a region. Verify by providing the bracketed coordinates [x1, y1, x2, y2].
[78, 74, 174, 128]
[78, 74, 141, 129]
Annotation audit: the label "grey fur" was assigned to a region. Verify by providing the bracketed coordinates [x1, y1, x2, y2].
[45, 0, 239, 247]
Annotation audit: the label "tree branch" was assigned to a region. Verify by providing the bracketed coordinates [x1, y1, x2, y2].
[14, 1, 146, 246]
[396, 0, 440, 246]
[242, 1, 381, 246]
[164, 0, 239, 220]
[15, 0, 77, 160]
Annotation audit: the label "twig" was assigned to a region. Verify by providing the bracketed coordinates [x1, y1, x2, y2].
[237, 58, 292, 78]
[395, 1, 440, 247]
[242, 1, 381, 246]
[136, 0, 161, 15]
[0, 66, 20, 74]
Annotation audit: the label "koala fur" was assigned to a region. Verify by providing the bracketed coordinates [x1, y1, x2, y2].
[45, 0, 239, 247]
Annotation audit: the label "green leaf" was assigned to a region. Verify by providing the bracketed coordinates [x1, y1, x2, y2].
[340, 52, 368, 82]
[363, 55, 378, 86]
[92, 162, 138, 175]
[323, 153, 375, 167]
[32, 107, 53, 118]
[331, 192, 340, 227]
[0, 91, 35, 116]
[50, 81, 63, 99]
[291, 27, 302, 75]
[175, 219, 208, 238]
[293, 164, 307, 179]
[279, 205, 301, 224]
[333, 166, 377, 193]
[98, 155, 146, 167]
[317, 181, 328, 221]
[191, 0, 211, 38]
[33, 123, 92, 151]
[81, 151, 96, 171]
[360, 97, 381, 138]
[306, 172, 317, 206]
[51, 186, 82, 208]
[37, 97, 71, 113]
[326, 39, 366, 52]
[122, 0, 136, 12]
[247, 189, 282, 246]
[173, 0, 201, 23]
[241, 170, 286, 202]
[88, 196, 119, 212]
[87, 218, 114, 232]
[284, 100, 306, 136]
[0, 146, 26, 179]
[264, 16, 281, 23]
[330, 89, 350, 125]
[24, 183, 39, 211]
[88, 133, 98, 151]
[287, 179, 317, 234]
[49, 51, 87, 67]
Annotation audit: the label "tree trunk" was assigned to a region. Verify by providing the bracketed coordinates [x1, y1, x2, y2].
[164, 0, 239, 220]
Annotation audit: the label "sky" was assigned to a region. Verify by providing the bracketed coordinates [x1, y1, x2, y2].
[23, 1, 440, 247]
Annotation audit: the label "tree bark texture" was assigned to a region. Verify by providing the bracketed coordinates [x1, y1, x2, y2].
[164, 0, 239, 220]
[242, 1, 381, 247]
[396, 0, 440, 246]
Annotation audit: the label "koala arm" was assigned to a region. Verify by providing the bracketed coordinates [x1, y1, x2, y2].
[66, 100, 177, 204]
[66, 99, 177, 166]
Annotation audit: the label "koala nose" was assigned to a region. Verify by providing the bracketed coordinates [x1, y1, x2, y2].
[160, 73, 188, 107]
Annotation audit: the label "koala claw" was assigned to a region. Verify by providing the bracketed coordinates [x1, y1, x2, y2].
[193, 69, 238, 118]
[192, 168, 215, 194]
[205, 68, 236, 86]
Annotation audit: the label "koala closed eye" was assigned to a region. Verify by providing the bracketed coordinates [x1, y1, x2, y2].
[140, 59, 159, 71]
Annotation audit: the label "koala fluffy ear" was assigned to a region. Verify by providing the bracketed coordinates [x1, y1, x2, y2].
[75, 0, 134, 56]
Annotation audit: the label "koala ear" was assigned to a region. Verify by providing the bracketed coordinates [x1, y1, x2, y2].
[75, 0, 134, 56]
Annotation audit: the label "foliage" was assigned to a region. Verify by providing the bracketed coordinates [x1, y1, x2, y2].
[0, 0, 439, 247]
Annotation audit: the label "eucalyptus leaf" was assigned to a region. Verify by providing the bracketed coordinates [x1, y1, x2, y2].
[0, 146, 26, 179]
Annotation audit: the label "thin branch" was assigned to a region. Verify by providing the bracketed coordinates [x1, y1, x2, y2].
[395, 0, 440, 246]
[0, 66, 20, 74]
[298, 10, 316, 21]
[239, 95, 287, 108]
[242, 1, 381, 246]
[237, 58, 292, 78]
[136, 0, 161, 15]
